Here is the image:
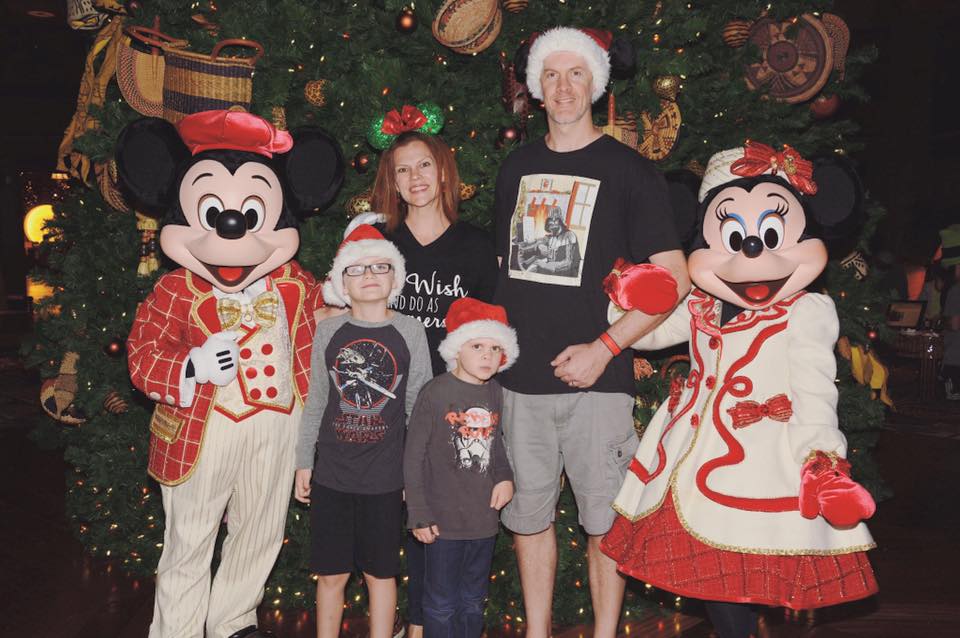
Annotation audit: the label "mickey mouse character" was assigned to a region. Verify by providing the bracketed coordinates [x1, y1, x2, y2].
[601, 142, 878, 638]
[119, 109, 343, 638]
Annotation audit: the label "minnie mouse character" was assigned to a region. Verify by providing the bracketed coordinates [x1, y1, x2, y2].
[119, 109, 343, 638]
[601, 142, 877, 638]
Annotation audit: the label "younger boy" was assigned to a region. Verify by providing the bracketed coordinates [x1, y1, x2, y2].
[402, 297, 518, 638]
[295, 224, 431, 638]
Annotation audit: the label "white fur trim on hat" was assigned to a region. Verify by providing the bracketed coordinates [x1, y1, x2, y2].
[343, 212, 387, 239]
[321, 238, 406, 308]
[437, 319, 519, 372]
[526, 27, 610, 103]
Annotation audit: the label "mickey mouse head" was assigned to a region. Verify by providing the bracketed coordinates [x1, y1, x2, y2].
[116, 110, 344, 293]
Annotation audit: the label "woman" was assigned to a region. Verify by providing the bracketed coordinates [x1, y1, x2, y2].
[363, 128, 499, 637]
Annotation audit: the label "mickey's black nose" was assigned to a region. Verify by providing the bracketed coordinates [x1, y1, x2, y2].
[741, 235, 764, 258]
[216, 209, 246, 240]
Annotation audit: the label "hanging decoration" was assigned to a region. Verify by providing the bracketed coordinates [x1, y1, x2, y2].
[722, 19, 753, 48]
[346, 190, 374, 216]
[501, 0, 529, 13]
[304, 79, 329, 107]
[496, 124, 521, 147]
[96, 159, 130, 212]
[744, 14, 833, 104]
[637, 76, 682, 161]
[271, 106, 287, 130]
[821, 13, 851, 79]
[103, 337, 126, 358]
[810, 93, 841, 119]
[840, 250, 870, 280]
[459, 182, 477, 201]
[66, 0, 110, 30]
[432, 0, 503, 55]
[136, 212, 161, 276]
[352, 151, 372, 174]
[499, 53, 530, 121]
[601, 93, 639, 150]
[40, 352, 86, 425]
[838, 338, 894, 408]
[116, 24, 187, 118]
[103, 390, 130, 414]
[396, 7, 419, 34]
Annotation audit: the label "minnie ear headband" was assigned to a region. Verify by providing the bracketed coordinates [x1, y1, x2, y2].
[366, 102, 445, 150]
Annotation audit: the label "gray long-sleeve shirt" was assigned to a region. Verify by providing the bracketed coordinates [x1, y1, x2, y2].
[403, 373, 513, 540]
[296, 312, 431, 494]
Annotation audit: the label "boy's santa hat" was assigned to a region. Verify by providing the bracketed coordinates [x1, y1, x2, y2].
[438, 297, 519, 372]
[321, 224, 406, 307]
[521, 27, 617, 103]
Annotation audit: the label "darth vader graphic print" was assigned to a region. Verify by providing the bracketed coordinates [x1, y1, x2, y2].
[329, 338, 403, 443]
[444, 403, 500, 473]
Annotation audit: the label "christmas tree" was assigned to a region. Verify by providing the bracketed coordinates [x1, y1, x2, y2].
[24, 0, 890, 628]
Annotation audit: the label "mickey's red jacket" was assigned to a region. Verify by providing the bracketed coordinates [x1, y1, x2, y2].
[127, 261, 322, 486]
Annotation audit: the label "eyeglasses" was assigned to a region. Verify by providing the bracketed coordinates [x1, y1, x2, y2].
[343, 262, 393, 277]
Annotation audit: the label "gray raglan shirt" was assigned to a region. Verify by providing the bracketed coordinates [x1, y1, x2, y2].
[296, 312, 431, 494]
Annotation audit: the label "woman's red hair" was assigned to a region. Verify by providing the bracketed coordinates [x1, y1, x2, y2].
[371, 131, 460, 233]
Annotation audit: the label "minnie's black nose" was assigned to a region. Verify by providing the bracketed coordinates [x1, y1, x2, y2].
[741, 235, 764, 258]
[215, 210, 246, 239]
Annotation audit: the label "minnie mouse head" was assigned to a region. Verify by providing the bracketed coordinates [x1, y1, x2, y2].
[678, 141, 862, 309]
[116, 109, 344, 293]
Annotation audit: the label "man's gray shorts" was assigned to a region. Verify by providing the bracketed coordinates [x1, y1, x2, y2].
[499, 389, 639, 536]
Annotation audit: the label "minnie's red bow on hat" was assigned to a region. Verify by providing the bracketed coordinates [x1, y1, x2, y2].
[730, 140, 818, 195]
[381, 105, 428, 136]
[176, 109, 293, 158]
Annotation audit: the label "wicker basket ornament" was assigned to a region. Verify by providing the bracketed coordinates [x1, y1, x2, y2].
[432, 0, 502, 55]
[161, 39, 264, 124]
[116, 25, 188, 117]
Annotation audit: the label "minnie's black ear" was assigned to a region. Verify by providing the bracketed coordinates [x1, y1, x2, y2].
[281, 128, 344, 215]
[115, 118, 189, 216]
[806, 156, 863, 242]
[664, 169, 702, 249]
[609, 36, 636, 80]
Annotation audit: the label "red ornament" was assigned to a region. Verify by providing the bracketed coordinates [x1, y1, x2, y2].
[104, 338, 125, 358]
[396, 8, 418, 34]
[867, 329, 878, 341]
[810, 94, 841, 119]
[352, 152, 371, 174]
[497, 125, 521, 146]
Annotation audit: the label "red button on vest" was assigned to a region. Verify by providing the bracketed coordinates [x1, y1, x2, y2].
[261, 343, 273, 355]
[264, 365, 276, 377]
[266, 386, 278, 399]
[245, 367, 257, 379]
[705, 375, 716, 389]
[240, 348, 252, 360]
[708, 337, 720, 350]
[691, 414, 700, 427]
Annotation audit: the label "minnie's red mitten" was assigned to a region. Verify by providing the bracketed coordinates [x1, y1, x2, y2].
[799, 451, 876, 527]
[603, 259, 679, 315]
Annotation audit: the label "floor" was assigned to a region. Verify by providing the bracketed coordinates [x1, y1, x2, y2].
[1, 349, 957, 637]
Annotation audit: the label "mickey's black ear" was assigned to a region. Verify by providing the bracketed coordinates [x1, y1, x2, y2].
[664, 169, 702, 249]
[115, 118, 189, 216]
[806, 156, 863, 241]
[609, 36, 636, 80]
[281, 128, 344, 215]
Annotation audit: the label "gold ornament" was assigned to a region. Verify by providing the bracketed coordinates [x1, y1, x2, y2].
[722, 19, 753, 47]
[103, 390, 129, 414]
[459, 183, 477, 201]
[653, 75, 681, 102]
[271, 106, 287, 130]
[136, 212, 161, 276]
[346, 190, 374, 216]
[501, 0, 528, 12]
[304, 79, 328, 107]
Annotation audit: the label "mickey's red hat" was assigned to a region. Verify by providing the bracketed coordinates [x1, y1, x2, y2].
[176, 109, 293, 157]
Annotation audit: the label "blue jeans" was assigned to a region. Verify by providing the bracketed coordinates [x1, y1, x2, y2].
[422, 536, 496, 638]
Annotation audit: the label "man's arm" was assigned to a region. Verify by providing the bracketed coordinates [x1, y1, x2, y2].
[552, 249, 689, 388]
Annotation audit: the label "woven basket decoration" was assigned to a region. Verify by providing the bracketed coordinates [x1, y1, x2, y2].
[161, 39, 264, 124]
[116, 25, 187, 117]
[745, 14, 833, 104]
[433, 0, 501, 55]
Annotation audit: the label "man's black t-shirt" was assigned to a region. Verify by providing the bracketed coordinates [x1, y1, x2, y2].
[493, 134, 680, 395]
[382, 221, 498, 376]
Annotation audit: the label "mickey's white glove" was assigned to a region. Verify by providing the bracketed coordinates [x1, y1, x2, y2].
[189, 331, 241, 386]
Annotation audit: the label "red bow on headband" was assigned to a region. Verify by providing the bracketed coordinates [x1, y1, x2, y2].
[729, 141, 818, 195]
[381, 105, 427, 135]
[726, 394, 793, 429]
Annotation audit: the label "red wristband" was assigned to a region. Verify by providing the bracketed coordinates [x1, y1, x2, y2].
[599, 332, 622, 357]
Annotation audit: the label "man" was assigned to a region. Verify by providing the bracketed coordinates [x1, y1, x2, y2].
[492, 27, 690, 638]
[516, 205, 581, 276]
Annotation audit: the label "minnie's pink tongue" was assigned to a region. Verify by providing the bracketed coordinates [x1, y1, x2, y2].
[218, 267, 244, 283]
[745, 284, 770, 301]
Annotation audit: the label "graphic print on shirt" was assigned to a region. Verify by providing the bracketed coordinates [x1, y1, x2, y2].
[444, 405, 500, 473]
[508, 174, 600, 287]
[391, 270, 468, 329]
[329, 338, 403, 443]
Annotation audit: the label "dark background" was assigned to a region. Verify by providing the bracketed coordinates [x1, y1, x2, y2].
[1, 0, 958, 300]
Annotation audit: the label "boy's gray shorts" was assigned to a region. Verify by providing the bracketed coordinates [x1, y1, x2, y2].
[499, 389, 639, 536]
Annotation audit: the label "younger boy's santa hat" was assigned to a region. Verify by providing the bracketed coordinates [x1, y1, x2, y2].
[321, 224, 406, 307]
[438, 297, 519, 372]
[521, 27, 627, 103]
